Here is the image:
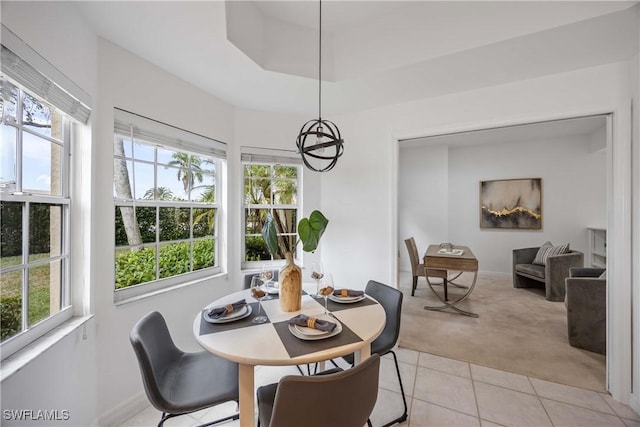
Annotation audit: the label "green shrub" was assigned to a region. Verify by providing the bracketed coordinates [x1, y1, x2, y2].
[0, 295, 22, 341]
[115, 240, 215, 288]
[245, 236, 270, 261]
[193, 240, 214, 270]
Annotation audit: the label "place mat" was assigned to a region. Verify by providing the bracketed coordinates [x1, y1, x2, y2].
[273, 318, 363, 358]
[198, 302, 270, 336]
[311, 295, 377, 312]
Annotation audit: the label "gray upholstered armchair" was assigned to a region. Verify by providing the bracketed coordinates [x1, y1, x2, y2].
[512, 246, 584, 302]
[565, 267, 606, 355]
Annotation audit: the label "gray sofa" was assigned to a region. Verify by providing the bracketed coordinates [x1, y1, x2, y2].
[512, 246, 584, 302]
[565, 267, 606, 355]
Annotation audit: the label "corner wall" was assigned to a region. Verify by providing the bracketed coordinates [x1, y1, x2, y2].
[0, 2, 98, 426]
[324, 60, 636, 403]
[399, 134, 607, 274]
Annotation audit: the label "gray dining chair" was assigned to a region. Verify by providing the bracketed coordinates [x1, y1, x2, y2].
[243, 270, 279, 289]
[340, 280, 407, 427]
[129, 311, 240, 427]
[405, 237, 447, 296]
[256, 353, 380, 427]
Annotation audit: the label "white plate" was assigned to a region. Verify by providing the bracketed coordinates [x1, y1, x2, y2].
[328, 294, 366, 304]
[204, 305, 252, 324]
[266, 282, 280, 295]
[288, 317, 342, 341]
[294, 324, 329, 336]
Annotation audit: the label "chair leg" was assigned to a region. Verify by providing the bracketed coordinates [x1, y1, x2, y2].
[379, 350, 408, 427]
[411, 276, 418, 296]
[159, 410, 239, 427]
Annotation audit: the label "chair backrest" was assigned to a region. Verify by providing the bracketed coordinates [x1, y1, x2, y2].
[366, 280, 403, 356]
[269, 354, 380, 427]
[243, 270, 279, 289]
[130, 311, 182, 412]
[404, 237, 420, 275]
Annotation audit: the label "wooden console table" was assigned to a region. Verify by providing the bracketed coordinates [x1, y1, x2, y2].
[423, 244, 479, 317]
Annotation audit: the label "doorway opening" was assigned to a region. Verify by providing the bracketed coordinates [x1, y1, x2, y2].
[396, 114, 609, 392]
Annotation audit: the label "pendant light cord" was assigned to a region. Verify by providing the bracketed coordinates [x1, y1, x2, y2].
[318, 0, 322, 121]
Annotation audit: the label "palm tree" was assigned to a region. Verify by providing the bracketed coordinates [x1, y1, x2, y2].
[194, 187, 216, 233]
[143, 186, 174, 201]
[114, 136, 142, 245]
[169, 152, 204, 194]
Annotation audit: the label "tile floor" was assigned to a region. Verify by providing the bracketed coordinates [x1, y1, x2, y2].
[118, 348, 640, 427]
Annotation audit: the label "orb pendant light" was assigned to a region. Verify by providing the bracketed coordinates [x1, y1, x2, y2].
[296, 0, 344, 172]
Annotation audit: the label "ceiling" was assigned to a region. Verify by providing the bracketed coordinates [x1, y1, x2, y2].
[75, 1, 639, 116]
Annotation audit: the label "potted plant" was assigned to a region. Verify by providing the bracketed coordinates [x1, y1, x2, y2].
[262, 210, 328, 311]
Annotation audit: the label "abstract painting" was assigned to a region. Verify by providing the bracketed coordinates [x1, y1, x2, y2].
[480, 178, 542, 229]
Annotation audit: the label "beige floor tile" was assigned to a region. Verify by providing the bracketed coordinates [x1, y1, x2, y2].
[409, 399, 480, 427]
[191, 401, 239, 425]
[475, 381, 551, 427]
[116, 405, 160, 427]
[379, 356, 417, 398]
[622, 418, 640, 427]
[601, 394, 640, 421]
[419, 352, 471, 378]
[480, 419, 506, 427]
[371, 387, 410, 426]
[542, 398, 626, 427]
[529, 377, 614, 414]
[470, 364, 534, 395]
[118, 404, 200, 427]
[395, 346, 420, 365]
[413, 367, 477, 417]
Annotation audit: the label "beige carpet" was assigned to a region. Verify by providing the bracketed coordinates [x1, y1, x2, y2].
[398, 272, 606, 392]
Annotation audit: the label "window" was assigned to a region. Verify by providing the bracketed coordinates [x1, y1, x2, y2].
[242, 150, 301, 267]
[113, 109, 225, 300]
[0, 81, 72, 351]
[0, 31, 90, 359]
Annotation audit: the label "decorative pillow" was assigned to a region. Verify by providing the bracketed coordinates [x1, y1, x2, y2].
[533, 242, 570, 266]
[533, 241, 553, 265]
[598, 270, 606, 279]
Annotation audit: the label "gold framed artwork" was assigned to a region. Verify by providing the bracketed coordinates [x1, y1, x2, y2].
[480, 178, 542, 229]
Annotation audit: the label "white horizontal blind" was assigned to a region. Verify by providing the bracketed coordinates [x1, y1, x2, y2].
[1, 26, 91, 124]
[114, 108, 226, 158]
[241, 146, 301, 165]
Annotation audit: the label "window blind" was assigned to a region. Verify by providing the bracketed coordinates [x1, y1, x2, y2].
[114, 108, 226, 158]
[1, 26, 91, 124]
[241, 146, 301, 165]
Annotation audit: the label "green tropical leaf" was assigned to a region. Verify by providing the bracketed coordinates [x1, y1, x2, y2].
[298, 210, 328, 253]
[261, 214, 280, 256]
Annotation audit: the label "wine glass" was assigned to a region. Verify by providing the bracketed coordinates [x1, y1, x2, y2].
[250, 276, 268, 324]
[260, 264, 274, 300]
[311, 262, 324, 295]
[319, 273, 334, 316]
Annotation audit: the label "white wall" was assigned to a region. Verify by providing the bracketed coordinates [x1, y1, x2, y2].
[398, 144, 449, 272]
[324, 60, 636, 402]
[326, 61, 630, 287]
[93, 39, 238, 422]
[231, 108, 323, 277]
[1, 1, 638, 422]
[0, 2, 98, 426]
[451, 135, 605, 273]
[398, 134, 607, 274]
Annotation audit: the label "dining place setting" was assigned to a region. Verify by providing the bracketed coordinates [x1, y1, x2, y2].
[199, 265, 373, 346]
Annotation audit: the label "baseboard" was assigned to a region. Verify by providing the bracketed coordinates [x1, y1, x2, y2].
[96, 391, 149, 427]
[478, 270, 511, 278]
[630, 392, 640, 417]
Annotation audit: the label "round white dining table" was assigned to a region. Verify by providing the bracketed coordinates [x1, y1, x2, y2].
[193, 283, 386, 427]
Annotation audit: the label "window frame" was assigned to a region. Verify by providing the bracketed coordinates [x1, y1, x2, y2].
[113, 112, 225, 302]
[0, 83, 73, 360]
[241, 158, 302, 270]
